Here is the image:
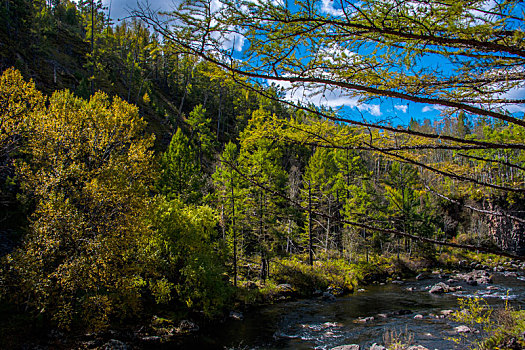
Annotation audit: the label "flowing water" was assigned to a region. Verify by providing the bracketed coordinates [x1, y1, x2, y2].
[166, 272, 525, 349]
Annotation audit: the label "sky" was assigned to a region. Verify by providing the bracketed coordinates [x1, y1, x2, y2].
[98, 0, 524, 127]
[103, 0, 174, 22]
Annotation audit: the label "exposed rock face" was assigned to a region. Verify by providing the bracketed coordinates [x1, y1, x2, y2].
[485, 202, 525, 256]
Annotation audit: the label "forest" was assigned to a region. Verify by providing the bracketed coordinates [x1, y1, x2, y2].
[0, 0, 525, 349]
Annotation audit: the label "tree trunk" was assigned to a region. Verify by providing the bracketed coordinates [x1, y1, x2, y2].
[231, 179, 237, 287]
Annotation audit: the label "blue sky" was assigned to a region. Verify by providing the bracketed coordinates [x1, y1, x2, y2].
[98, 0, 524, 127]
[103, 0, 174, 22]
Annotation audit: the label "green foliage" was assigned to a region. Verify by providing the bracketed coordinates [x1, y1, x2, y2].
[2, 83, 156, 330]
[149, 197, 232, 317]
[159, 127, 202, 203]
[272, 257, 357, 295]
[450, 296, 525, 349]
[187, 104, 216, 163]
[450, 297, 494, 348]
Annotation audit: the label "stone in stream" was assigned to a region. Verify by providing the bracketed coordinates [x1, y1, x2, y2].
[140, 336, 162, 343]
[322, 292, 336, 301]
[331, 345, 360, 350]
[455, 325, 472, 333]
[453, 270, 493, 285]
[440, 309, 454, 317]
[429, 282, 456, 294]
[407, 346, 429, 350]
[357, 288, 366, 292]
[177, 320, 199, 333]
[414, 314, 424, 319]
[229, 311, 244, 320]
[354, 316, 374, 323]
[415, 273, 429, 280]
[103, 339, 129, 350]
[369, 344, 386, 350]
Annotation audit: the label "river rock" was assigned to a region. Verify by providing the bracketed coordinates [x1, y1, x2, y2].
[391, 280, 404, 284]
[455, 325, 472, 333]
[406, 287, 415, 292]
[229, 311, 244, 320]
[331, 345, 360, 350]
[453, 270, 493, 285]
[441, 309, 454, 316]
[407, 346, 429, 350]
[103, 339, 128, 350]
[369, 344, 386, 350]
[376, 313, 388, 318]
[355, 316, 374, 323]
[177, 320, 199, 333]
[414, 314, 423, 319]
[389, 309, 412, 316]
[322, 292, 336, 301]
[276, 283, 296, 298]
[357, 288, 366, 292]
[429, 282, 455, 294]
[140, 336, 162, 343]
[466, 279, 478, 286]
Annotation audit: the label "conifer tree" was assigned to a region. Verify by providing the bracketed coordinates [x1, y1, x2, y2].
[159, 127, 202, 203]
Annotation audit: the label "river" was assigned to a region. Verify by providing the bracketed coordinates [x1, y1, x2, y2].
[163, 271, 525, 349]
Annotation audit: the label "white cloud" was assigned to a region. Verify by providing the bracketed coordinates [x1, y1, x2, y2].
[358, 103, 381, 116]
[422, 105, 444, 113]
[269, 78, 382, 116]
[320, 0, 344, 16]
[394, 104, 408, 113]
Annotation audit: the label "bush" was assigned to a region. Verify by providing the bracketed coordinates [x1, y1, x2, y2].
[272, 257, 357, 295]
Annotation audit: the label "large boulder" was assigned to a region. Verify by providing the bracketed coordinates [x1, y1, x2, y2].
[275, 283, 297, 299]
[429, 282, 455, 294]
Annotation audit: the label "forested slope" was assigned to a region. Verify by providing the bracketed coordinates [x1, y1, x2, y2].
[0, 0, 524, 344]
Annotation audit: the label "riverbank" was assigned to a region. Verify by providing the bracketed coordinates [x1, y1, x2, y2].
[2, 249, 523, 349]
